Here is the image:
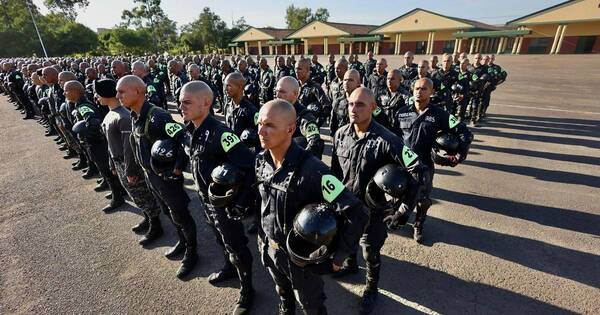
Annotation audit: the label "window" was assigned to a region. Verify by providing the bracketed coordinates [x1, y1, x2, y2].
[527, 38, 550, 54]
[575, 36, 596, 54]
[443, 41, 455, 53]
[416, 41, 427, 54]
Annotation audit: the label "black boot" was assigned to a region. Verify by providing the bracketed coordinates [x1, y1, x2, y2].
[58, 144, 68, 151]
[176, 226, 198, 279]
[132, 212, 150, 233]
[165, 228, 186, 260]
[104, 193, 112, 200]
[359, 263, 380, 315]
[94, 179, 109, 192]
[102, 195, 125, 213]
[139, 216, 163, 246]
[331, 253, 359, 278]
[82, 165, 98, 179]
[233, 258, 254, 315]
[71, 159, 87, 171]
[413, 207, 427, 243]
[102, 177, 125, 213]
[208, 256, 237, 285]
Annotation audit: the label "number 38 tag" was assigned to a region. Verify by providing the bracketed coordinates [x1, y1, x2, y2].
[321, 174, 344, 202]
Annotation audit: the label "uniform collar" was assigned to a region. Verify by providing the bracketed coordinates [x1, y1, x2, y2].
[265, 141, 304, 170]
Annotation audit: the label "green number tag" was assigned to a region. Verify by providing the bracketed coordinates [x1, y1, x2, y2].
[221, 132, 240, 152]
[373, 106, 382, 117]
[402, 145, 418, 167]
[147, 85, 157, 93]
[15, 75, 21, 80]
[153, 78, 160, 83]
[472, 74, 479, 81]
[440, 83, 445, 90]
[165, 122, 183, 138]
[78, 106, 94, 116]
[254, 112, 259, 125]
[449, 115, 459, 129]
[303, 123, 319, 138]
[321, 174, 344, 202]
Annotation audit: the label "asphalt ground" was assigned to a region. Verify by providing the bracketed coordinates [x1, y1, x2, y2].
[0, 55, 599, 314]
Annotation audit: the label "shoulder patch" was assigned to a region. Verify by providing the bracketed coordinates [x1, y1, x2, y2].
[472, 74, 479, 81]
[15, 75, 21, 80]
[254, 112, 259, 125]
[303, 122, 320, 138]
[321, 174, 344, 202]
[449, 115, 460, 129]
[78, 106, 94, 116]
[153, 78, 160, 83]
[221, 132, 241, 152]
[402, 145, 418, 167]
[373, 106, 382, 117]
[147, 85, 157, 93]
[165, 122, 183, 138]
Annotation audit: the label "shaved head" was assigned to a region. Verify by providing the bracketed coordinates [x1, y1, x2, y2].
[276, 76, 300, 104]
[64, 80, 85, 102]
[258, 99, 297, 152]
[225, 72, 246, 88]
[116, 75, 147, 111]
[180, 81, 214, 125]
[58, 71, 77, 88]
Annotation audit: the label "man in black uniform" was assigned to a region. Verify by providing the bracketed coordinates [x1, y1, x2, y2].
[366, 58, 388, 101]
[258, 57, 275, 104]
[399, 51, 418, 85]
[331, 87, 428, 314]
[275, 56, 293, 84]
[482, 54, 507, 118]
[168, 60, 189, 106]
[296, 58, 330, 127]
[224, 73, 260, 151]
[310, 54, 326, 86]
[179, 81, 255, 315]
[329, 69, 360, 136]
[431, 53, 459, 113]
[467, 53, 489, 126]
[64, 80, 125, 212]
[275, 76, 324, 159]
[454, 58, 472, 120]
[6, 62, 35, 119]
[116, 75, 198, 279]
[377, 69, 410, 135]
[255, 99, 369, 315]
[363, 51, 377, 85]
[132, 61, 167, 110]
[393, 78, 473, 242]
[327, 58, 348, 105]
[325, 53, 336, 89]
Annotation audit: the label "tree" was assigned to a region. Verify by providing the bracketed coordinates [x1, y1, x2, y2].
[98, 26, 152, 55]
[179, 7, 228, 53]
[285, 5, 329, 29]
[43, 0, 89, 20]
[121, 0, 176, 52]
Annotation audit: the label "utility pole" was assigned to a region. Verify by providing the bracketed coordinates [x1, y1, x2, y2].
[25, 0, 48, 57]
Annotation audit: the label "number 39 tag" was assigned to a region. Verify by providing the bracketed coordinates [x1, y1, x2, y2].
[321, 174, 344, 202]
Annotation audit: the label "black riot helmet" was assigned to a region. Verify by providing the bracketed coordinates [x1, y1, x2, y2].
[286, 202, 338, 267]
[451, 83, 464, 93]
[431, 132, 461, 165]
[208, 163, 245, 209]
[365, 164, 409, 209]
[240, 128, 259, 148]
[150, 138, 177, 175]
[72, 120, 87, 136]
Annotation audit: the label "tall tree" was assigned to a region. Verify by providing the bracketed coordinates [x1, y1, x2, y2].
[43, 0, 89, 20]
[121, 0, 176, 52]
[179, 7, 228, 53]
[285, 5, 329, 29]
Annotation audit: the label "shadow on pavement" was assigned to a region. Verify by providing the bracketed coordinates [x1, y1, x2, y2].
[473, 127, 600, 149]
[490, 114, 600, 130]
[471, 143, 600, 167]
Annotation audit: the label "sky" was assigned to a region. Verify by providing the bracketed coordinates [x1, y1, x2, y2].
[31, 0, 566, 31]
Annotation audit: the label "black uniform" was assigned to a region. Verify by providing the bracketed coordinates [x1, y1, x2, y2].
[225, 97, 260, 152]
[454, 70, 472, 119]
[331, 120, 427, 295]
[366, 70, 388, 101]
[396, 104, 473, 231]
[183, 115, 255, 300]
[142, 74, 167, 109]
[482, 63, 507, 117]
[256, 141, 369, 313]
[377, 88, 410, 135]
[431, 67, 459, 112]
[310, 61, 326, 85]
[399, 63, 418, 86]
[350, 61, 366, 81]
[130, 102, 197, 257]
[299, 78, 330, 127]
[292, 101, 324, 159]
[259, 66, 275, 104]
[363, 58, 377, 85]
[467, 64, 490, 123]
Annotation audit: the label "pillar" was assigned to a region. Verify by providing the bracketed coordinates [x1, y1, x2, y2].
[550, 25, 562, 54]
[497, 37, 504, 54]
[230, 47, 235, 55]
[515, 36, 523, 54]
[291, 44, 296, 55]
[555, 24, 567, 54]
[257, 41, 262, 55]
[469, 38, 475, 54]
[340, 42, 345, 55]
[324, 37, 328, 55]
[285, 45, 289, 55]
[427, 31, 435, 54]
[269, 45, 273, 55]
[395, 33, 402, 55]
[374, 41, 380, 55]
[349, 42, 353, 54]
[244, 42, 249, 55]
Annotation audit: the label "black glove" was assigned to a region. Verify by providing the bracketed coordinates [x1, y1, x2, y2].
[225, 204, 247, 221]
[383, 209, 410, 230]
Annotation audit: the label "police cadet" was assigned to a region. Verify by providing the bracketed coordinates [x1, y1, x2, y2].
[363, 51, 377, 85]
[377, 69, 410, 135]
[219, 59, 235, 112]
[327, 58, 348, 106]
[258, 57, 275, 104]
[325, 53, 336, 89]
[285, 57, 296, 78]
[275, 76, 324, 159]
[179, 81, 255, 315]
[255, 99, 369, 315]
[275, 56, 293, 84]
[366, 58, 388, 101]
[481, 54, 507, 118]
[431, 53, 459, 112]
[95, 78, 164, 245]
[331, 87, 428, 314]
[349, 54, 366, 82]
[224, 72, 260, 151]
[399, 51, 418, 86]
[131, 61, 167, 110]
[454, 58, 472, 120]
[310, 54, 326, 86]
[7, 62, 36, 119]
[392, 78, 473, 242]
[64, 80, 125, 212]
[467, 53, 489, 126]
[111, 60, 129, 80]
[168, 60, 189, 106]
[430, 55, 440, 72]
[330, 69, 360, 136]
[237, 59, 260, 106]
[116, 75, 198, 279]
[296, 58, 331, 127]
